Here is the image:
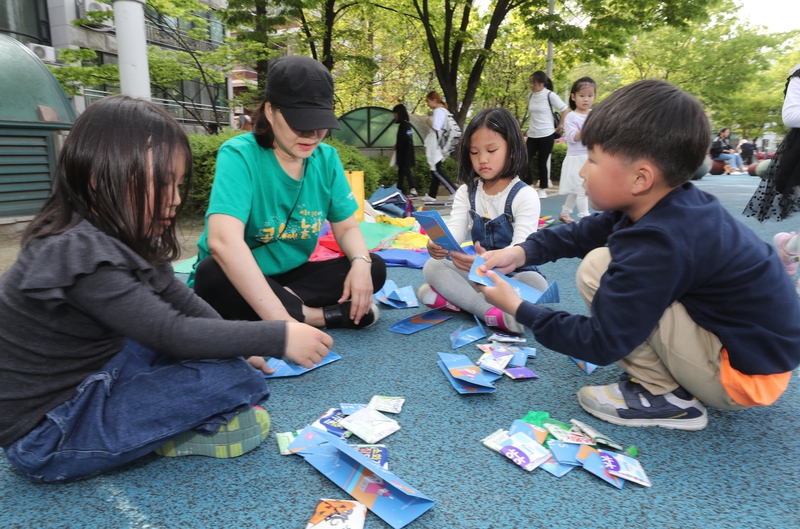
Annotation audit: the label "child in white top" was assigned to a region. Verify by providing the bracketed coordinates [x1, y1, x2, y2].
[558, 77, 596, 223]
[418, 108, 546, 334]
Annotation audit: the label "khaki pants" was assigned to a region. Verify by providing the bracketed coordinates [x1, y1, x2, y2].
[576, 248, 745, 410]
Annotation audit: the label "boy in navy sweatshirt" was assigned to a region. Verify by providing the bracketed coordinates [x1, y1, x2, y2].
[478, 79, 800, 431]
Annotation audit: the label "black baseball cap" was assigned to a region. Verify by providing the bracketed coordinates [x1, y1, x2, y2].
[264, 55, 341, 131]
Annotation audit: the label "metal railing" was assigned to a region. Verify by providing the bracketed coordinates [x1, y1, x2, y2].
[83, 89, 229, 124]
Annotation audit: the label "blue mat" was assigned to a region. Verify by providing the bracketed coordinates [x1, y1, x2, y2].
[1, 174, 798, 528]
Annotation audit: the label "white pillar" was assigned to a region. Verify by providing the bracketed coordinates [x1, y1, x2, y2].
[546, 0, 554, 79]
[113, 0, 151, 100]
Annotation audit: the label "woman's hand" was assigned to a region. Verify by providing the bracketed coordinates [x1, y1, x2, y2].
[427, 239, 449, 260]
[340, 259, 374, 324]
[476, 270, 524, 317]
[284, 322, 334, 368]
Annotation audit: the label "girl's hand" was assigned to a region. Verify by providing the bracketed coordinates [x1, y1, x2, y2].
[339, 259, 374, 324]
[427, 239, 449, 260]
[450, 250, 476, 272]
[247, 356, 275, 375]
[480, 246, 527, 275]
[476, 270, 524, 316]
[284, 322, 334, 368]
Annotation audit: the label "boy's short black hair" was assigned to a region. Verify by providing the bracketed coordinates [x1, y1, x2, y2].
[581, 80, 710, 187]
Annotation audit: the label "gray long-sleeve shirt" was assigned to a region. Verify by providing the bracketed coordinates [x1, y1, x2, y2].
[0, 219, 286, 446]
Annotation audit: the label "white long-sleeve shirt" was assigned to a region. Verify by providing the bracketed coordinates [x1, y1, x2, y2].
[783, 76, 800, 128]
[446, 177, 540, 246]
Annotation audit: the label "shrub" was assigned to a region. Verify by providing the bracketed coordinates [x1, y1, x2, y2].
[184, 130, 241, 217]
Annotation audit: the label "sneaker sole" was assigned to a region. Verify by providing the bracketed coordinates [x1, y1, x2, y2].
[155, 407, 271, 458]
[577, 391, 708, 431]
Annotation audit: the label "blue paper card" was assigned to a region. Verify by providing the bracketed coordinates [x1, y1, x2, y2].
[582, 450, 625, 489]
[547, 440, 583, 466]
[436, 361, 497, 394]
[571, 356, 599, 374]
[374, 279, 419, 309]
[341, 403, 368, 415]
[469, 255, 560, 304]
[413, 210, 464, 253]
[450, 315, 487, 349]
[541, 457, 575, 477]
[437, 352, 500, 395]
[263, 351, 341, 378]
[288, 426, 435, 528]
[389, 309, 452, 335]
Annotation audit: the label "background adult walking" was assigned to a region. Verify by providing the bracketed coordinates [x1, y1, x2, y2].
[422, 91, 457, 203]
[524, 70, 569, 198]
[391, 104, 417, 197]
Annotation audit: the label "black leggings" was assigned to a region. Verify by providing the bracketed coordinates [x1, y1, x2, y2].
[525, 134, 556, 188]
[397, 165, 416, 194]
[193, 254, 387, 322]
[427, 161, 456, 198]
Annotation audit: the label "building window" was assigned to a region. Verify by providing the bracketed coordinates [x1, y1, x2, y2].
[0, 0, 51, 46]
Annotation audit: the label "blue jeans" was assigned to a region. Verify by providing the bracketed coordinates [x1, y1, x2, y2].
[3, 340, 270, 483]
[714, 152, 743, 170]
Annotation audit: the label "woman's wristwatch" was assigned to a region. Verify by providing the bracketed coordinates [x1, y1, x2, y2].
[350, 254, 372, 264]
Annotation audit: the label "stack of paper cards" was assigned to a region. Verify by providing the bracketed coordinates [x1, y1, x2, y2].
[436, 352, 500, 394]
[576, 445, 625, 489]
[339, 407, 400, 443]
[312, 408, 352, 438]
[477, 349, 514, 375]
[481, 429, 551, 471]
[599, 450, 652, 487]
[306, 499, 366, 529]
[450, 316, 486, 349]
[356, 445, 389, 470]
[508, 420, 549, 445]
[368, 395, 405, 414]
[571, 356, 599, 374]
[289, 427, 434, 528]
[547, 440, 583, 466]
[264, 351, 341, 378]
[374, 279, 419, 309]
[389, 309, 452, 334]
[570, 419, 623, 450]
[542, 419, 595, 445]
[469, 256, 560, 304]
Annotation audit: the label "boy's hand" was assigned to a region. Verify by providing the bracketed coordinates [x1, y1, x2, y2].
[450, 250, 476, 272]
[426, 239, 449, 260]
[480, 246, 527, 275]
[284, 322, 334, 368]
[476, 270, 524, 316]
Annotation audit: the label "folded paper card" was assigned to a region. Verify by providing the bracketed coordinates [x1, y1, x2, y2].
[571, 357, 599, 374]
[374, 280, 419, 309]
[599, 451, 652, 487]
[339, 408, 401, 444]
[368, 396, 405, 414]
[477, 349, 514, 374]
[264, 351, 341, 378]
[389, 309, 452, 335]
[288, 426, 435, 529]
[437, 352, 500, 394]
[413, 210, 464, 253]
[469, 256, 560, 304]
[306, 499, 366, 529]
[450, 316, 487, 349]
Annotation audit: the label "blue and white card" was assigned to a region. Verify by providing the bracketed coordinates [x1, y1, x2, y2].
[389, 309, 452, 335]
[263, 351, 341, 378]
[413, 210, 465, 253]
[374, 279, 419, 309]
[450, 315, 487, 349]
[469, 255, 560, 304]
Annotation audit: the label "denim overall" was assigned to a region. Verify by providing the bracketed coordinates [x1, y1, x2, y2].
[469, 180, 540, 274]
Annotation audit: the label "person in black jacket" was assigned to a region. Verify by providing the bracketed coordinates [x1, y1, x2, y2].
[392, 104, 418, 197]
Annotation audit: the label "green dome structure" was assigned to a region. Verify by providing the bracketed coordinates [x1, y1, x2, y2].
[0, 33, 76, 217]
[332, 106, 424, 149]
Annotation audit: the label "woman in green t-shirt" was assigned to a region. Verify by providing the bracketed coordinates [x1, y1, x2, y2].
[193, 56, 386, 329]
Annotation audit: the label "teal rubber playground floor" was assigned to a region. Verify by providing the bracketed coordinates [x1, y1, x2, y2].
[1, 173, 798, 529]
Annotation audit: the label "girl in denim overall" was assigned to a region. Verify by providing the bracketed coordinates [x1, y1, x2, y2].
[418, 108, 547, 334]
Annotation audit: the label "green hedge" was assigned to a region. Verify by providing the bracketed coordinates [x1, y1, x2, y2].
[183, 133, 461, 218]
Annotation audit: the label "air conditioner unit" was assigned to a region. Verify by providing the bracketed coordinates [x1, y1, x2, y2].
[86, 0, 114, 27]
[26, 43, 57, 63]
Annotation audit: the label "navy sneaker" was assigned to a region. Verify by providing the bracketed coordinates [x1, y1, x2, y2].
[577, 374, 708, 431]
